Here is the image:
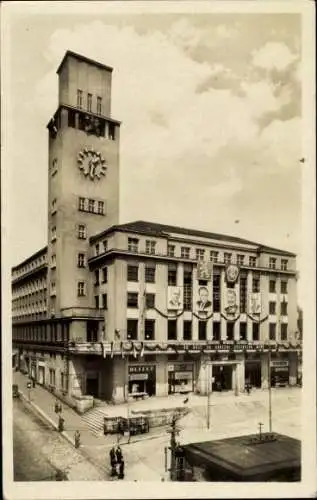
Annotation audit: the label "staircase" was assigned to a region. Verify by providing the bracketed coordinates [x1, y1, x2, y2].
[81, 406, 109, 436]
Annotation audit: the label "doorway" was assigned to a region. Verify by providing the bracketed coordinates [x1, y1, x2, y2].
[212, 364, 233, 391]
[38, 366, 45, 385]
[245, 361, 261, 388]
[86, 376, 99, 397]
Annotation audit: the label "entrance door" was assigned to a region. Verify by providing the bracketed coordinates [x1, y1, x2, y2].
[38, 366, 45, 385]
[212, 365, 233, 391]
[86, 377, 99, 397]
[245, 362, 261, 388]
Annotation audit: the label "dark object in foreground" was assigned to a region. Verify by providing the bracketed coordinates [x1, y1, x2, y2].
[118, 460, 125, 480]
[104, 415, 149, 436]
[176, 433, 301, 482]
[13, 384, 19, 398]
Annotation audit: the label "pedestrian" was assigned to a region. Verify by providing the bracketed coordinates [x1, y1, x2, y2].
[54, 400, 60, 413]
[115, 445, 123, 464]
[74, 430, 80, 448]
[58, 415, 64, 433]
[109, 447, 117, 477]
[118, 460, 125, 480]
[32, 377, 36, 388]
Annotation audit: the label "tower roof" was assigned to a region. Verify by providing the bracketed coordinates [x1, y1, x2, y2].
[56, 50, 113, 75]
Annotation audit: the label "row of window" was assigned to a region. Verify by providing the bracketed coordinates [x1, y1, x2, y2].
[127, 238, 290, 270]
[68, 109, 116, 140]
[12, 278, 47, 298]
[78, 197, 105, 215]
[77, 90, 102, 114]
[125, 319, 288, 341]
[12, 254, 47, 279]
[13, 323, 69, 342]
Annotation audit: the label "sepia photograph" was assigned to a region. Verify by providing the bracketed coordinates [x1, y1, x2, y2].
[1, 1, 315, 499]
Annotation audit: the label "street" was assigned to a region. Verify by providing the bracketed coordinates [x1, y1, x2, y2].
[13, 399, 105, 481]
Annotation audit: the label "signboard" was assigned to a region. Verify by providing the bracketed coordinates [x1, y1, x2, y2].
[128, 365, 155, 374]
[270, 360, 289, 368]
[224, 289, 239, 315]
[197, 261, 213, 280]
[167, 286, 183, 310]
[249, 293, 261, 315]
[128, 373, 148, 381]
[196, 286, 212, 312]
[174, 372, 193, 380]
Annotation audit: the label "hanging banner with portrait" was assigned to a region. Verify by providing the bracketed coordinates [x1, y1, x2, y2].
[197, 261, 213, 281]
[167, 286, 183, 310]
[224, 288, 239, 315]
[249, 292, 261, 315]
[195, 286, 212, 313]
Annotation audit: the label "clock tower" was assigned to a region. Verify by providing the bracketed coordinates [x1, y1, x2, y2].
[46, 51, 120, 319]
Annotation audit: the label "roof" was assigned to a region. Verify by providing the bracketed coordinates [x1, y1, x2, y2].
[12, 246, 47, 272]
[56, 50, 113, 75]
[90, 220, 296, 257]
[182, 433, 301, 480]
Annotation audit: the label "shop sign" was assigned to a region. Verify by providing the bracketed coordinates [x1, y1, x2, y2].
[174, 372, 193, 380]
[128, 365, 155, 374]
[270, 360, 289, 368]
[128, 373, 148, 381]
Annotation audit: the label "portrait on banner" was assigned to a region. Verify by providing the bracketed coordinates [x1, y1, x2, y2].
[196, 286, 212, 312]
[224, 288, 239, 315]
[167, 286, 183, 310]
[249, 292, 261, 315]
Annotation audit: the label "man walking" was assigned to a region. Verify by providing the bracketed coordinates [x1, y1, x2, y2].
[109, 447, 117, 477]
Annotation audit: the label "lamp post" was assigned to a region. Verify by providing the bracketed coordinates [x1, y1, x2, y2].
[268, 346, 272, 433]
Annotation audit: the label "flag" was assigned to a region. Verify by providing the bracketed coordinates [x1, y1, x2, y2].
[133, 342, 137, 359]
[140, 342, 144, 358]
[110, 341, 114, 359]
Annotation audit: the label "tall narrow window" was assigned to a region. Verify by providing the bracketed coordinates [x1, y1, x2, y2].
[168, 265, 177, 286]
[183, 269, 192, 311]
[77, 89, 83, 108]
[145, 240, 156, 255]
[269, 257, 276, 270]
[97, 201, 104, 215]
[79, 197, 86, 211]
[281, 259, 288, 271]
[213, 269, 221, 312]
[249, 256, 256, 267]
[281, 280, 288, 294]
[168, 320, 177, 340]
[198, 321, 207, 340]
[167, 244, 175, 257]
[183, 321, 192, 340]
[87, 93, 92, 112]
[240, 323, 247, 341]
[77, 282, 86, 297]
[88, 199, 95, 213]
[127, 319, 138, 340]
[145, 263, 156, 283]
[127, 264, 139, 282]
[77, 253, 86, 268]
[226, 323, 234, 341]
[281, 323, 288, 341]
[196, 249, 205, 261]
[144, 319, 155, 340]
[128, 238, 139, 252]
[213, 322, 221, 341]
[102, 293, 107, 309]
[94, 295, 99, 309]
[97, 96, 102, 115]
[239, 275, 247, 313]
[252, 274, 260, 293]
[109, 123, 115, 140]
[78, 224, 87, 239]
[269, 323, 276, 340]
[252, 322, 259, 341]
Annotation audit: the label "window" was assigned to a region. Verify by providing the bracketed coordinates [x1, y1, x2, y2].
[269, 280, 276, 293]
[168, 265, 177, 286]
[102, 293, 107, 309]
[213, 322, 221, 341]
[281, 280, 288, 294]
[281, 259, 288, 271]
[145, 240, 156, 255]
[249, 256, 256, 267]
[210, 251, 218, 262]
[50, 282, 56, 295]
[49, 368, 56, 386]
[145, 264, 156, 283]
[51, 226, 56, 241]
[97, 96, 102, 115]
[183, 321, 192, 340]
[51, 198, 57, 213]
[145, 293, 155, 309]
[144, 319, 155, 340]
[252, 274, 260, 293]
[196, 249, 205, 261]
[77, 282, 86, 297]
[240, 323, 247, 341]
[127, 292, 138, 308]
[224, 253, 232, 264]
[97, 201, 104, 214]
[252, 322, 259, 341]
[198, 321, 207, 340]
[79, 197, 86, 211]
[237, 254, 245, 266]
[181, 247, 190, 259]
[95, 244, 100, 256]
[51, 254, 56, 268]
[127, 264, 139, 282]
[167, 244, 175, 257]
[68, 109, 76, 128]
[102, 240, 108, 253]
[87, 93, 92, 112]
[87, 321, 98, 342]
[108, 123, 115, 140]
[280, 301, 288, 316]
[269, 302, 276, 315]
[227, 323, 234, 341]
[127, 319, 138, 340]
[183, 270, 192, 311]
[128, 238, 139, 252]
[78, 224, 87, 239]
[269, 323, 276, 340]
[213, 270, 221, 312]
[102, 267, 108, 283]
[269, 257, 276, 269]
[77, 89, 83, 108]
[88, 199, 95, 213]
[281, 323, 288, 340]
[94, 295, 99, 309]
[77, 253, 86, 268]
[168, 320, 177, 340]
[94, 270, 99, 286]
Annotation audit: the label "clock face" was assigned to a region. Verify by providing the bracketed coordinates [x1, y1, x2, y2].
[77, 148, 107, 180]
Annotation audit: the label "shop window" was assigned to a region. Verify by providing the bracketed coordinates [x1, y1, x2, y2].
[213, 322, 221, 341]
[168, 320, 177, 340]
[127, 319, 138, 340]
[269, 280, 276, 293]
[198, 321, 207, 340]
[145, 264, 156, 283]
[183, 320, 192, 340]
[281, 280, 288, 294]
[226, 322, 234, 341]
[269, 301, 276, 315]
[281, 323, 288, 340]
[145, 293, 155, 309]
[252, 322, 259, 341]
[168, 265, 177, 286]
[127, 264, 138, 282]
[144, 319, 155, 340]
[240, 322, 247, 341]
[127, 292, 138, 308]
[269, 323, 276, 341]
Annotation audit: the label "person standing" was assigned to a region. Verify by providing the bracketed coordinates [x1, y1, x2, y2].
[109, 447, 117, 477]
[115, 445, 123, 464]
[118, 460, 125, 480]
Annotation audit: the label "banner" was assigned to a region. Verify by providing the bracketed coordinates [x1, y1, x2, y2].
[225, 264, 240, 284]
[197, 261, 213, 280]
[167, 286, 183, 310]
[224, 289, 239, 315]
[195, 285, 212, 312]
[249, 292, 261, 315]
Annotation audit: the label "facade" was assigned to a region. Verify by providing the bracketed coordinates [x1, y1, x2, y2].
[12, 51, 302, 404]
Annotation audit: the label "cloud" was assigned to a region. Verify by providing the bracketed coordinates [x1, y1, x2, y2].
[252, 41, 298, 71]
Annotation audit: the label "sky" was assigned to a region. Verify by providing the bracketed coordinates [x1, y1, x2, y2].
[3, 3, 308, 304]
